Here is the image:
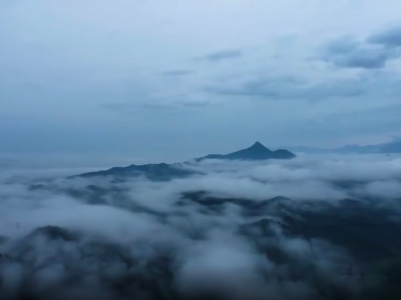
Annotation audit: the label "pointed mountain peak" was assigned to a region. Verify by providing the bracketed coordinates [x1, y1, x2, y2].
[249, 141, 270, 151]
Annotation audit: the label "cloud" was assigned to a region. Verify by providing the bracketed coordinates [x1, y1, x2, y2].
[368, 25, 401, 47]
[1, 154, 401, 299]
[287, 102, 401, 141]
[101, 96, 212, 113]
[322, 36, 392, 69]
[205, 75, 365, 100]
[195, 49, 243, 62]
[2, 1, 401, 152]
[321, 27, 401, 69]
[142, 97, 213, 110]
[160, 70, 195, 77]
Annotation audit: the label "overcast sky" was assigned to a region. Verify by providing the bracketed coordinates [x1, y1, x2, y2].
[1, 0, 401, 163]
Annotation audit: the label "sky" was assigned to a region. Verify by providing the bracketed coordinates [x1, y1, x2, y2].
[2, 0, 401, 164]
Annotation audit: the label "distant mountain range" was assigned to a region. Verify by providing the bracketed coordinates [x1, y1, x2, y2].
[285, 140, 401, 154]
[73, 142, 296, 180]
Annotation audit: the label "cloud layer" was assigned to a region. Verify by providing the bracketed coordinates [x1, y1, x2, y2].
[1, 154, 401, 299]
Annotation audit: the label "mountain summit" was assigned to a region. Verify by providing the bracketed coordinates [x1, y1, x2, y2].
[249, 141, 269, 151]
[197, 141, 296, 161]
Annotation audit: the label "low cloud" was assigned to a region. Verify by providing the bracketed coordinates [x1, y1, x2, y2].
[0, 155, 400, 299]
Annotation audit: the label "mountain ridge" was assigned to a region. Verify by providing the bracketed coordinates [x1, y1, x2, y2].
[73, 142, 296, 180]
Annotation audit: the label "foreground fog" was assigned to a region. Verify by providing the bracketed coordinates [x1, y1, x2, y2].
[0, 154, 400, 300]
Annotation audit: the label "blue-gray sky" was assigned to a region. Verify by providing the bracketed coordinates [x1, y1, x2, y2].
[2, 0, 401, 162]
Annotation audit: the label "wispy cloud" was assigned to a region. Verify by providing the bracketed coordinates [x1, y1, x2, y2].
[160, 70, 195, 76]
[321, 27, 401, 69]
[205, 75, 366, 100]
[195, 49, 243, 62]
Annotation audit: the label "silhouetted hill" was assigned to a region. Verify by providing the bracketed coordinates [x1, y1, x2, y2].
[73, 142, 296, 179]
[75, 162, 193, 180]
[197, 141, 296, 161]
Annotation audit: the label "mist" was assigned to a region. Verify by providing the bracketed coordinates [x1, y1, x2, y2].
[0, 154, 400, 300]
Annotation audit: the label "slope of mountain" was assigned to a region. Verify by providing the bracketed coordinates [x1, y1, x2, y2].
[74, 162, 194, 181]
[73, 142, 296, 179]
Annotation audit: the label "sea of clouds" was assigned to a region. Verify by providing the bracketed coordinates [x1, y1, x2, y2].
[0, 154, 400, 300]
